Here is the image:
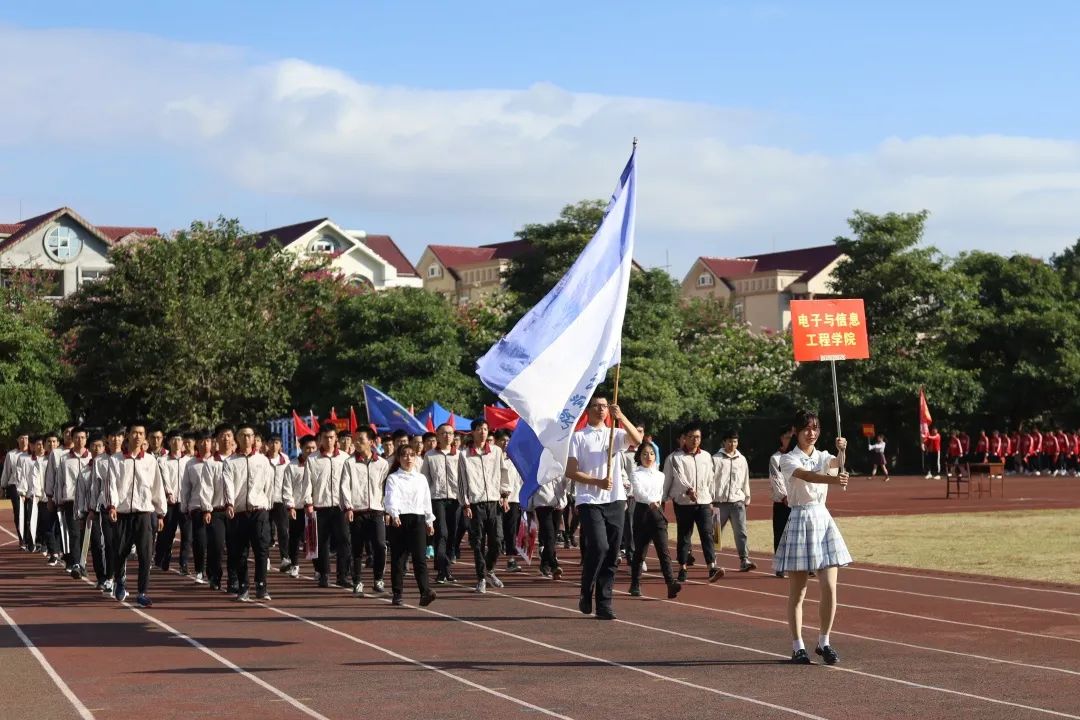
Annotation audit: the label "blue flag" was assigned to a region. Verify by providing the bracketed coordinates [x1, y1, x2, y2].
[362, 384, 428, 435]
[476, 149, 636, 502]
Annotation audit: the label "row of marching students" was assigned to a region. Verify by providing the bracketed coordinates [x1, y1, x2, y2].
[921, 426, 1080, 479]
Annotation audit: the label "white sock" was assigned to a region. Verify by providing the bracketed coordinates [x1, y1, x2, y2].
[792, 639, 805, 652]
[818, 634, 830, 649]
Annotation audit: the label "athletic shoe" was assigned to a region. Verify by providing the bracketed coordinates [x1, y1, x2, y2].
[436, 574, 448, 585]
[640, 561, 648, 573]
[569, 537, 578, 548]
[443, 574, 455, 584]
[486, 571, 504, 589]
[373, 580, 385, 593]
[70, 565, 82, 579]
[209, 581, 221, 591]
[540, 568, 552, 579]
[677, 569, 687, 583]
[925, 472, 932, 479]
[562, 538, 570, 549]
[595, 607, 617, 620]
[740, 560, 757, 572]
[791, 649, 812, 664]
[629, 584, 641, 597]
[115, 584, 129, 603]
[507, 559, 521, 573]
[94, 581, 105, 591]
[353, 581, 365, 598]
[552, 566, 563, 580]
[578, 595, 592, 615]
[686, 555, 696, 567]
[102, 579, 114, 594]
[775, 571, 785, 578]
[289, 565, 300, 578]
[227, 583, 239, 594]
[236, 590, 251, 602]
[279, 559, 292, 573]
[425, 545, 434, 559]
[474, 579, 487, 594]
[933, 475, 941, 480]
[193, 573, 208, 585]
[667, 582, 682, 599]
[318, 577, 330, 588]
[391, 594, 404, 606]
[708, 566, 726, 582]
[419, 591, 437, 607]
[808, 571, 816, 578]
[179, 565, 189, 576]
[815, 645, 840, 665]
[136, 594, 152, 608]
[256, 588, 271, 601]
[48, 555, 60, 567]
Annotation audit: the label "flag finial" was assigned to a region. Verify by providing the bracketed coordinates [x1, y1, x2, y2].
[632, 137, 638, 150]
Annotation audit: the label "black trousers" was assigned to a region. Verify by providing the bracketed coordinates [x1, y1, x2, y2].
[563, 497, 579, 540]
[674, 503, 715, 567]
[7, 486, 23, 545]
[188, 511, 207, 576]
[99, 507, 118, 582]
[111, 512, 154, 595]
[534, 506, 560, 572]
[58, 502, 80, 567]
[85, 512, 109, 582]
[772, 501, 791, 553]
[621, 498, 635, 555]
[314, 507, 351, 584]
[155, 502, 191, 571]
[578, 501, 625, 612]
[453, 504, 468, 556]
[389, 514, 431, 598]
[206, 510, 228, 587]
[271, 503, 290, 563]
[230, 510, 270, 594]
[350, 511, 386, 584]
[431, 499, 458, 578]
[37, 500, 59, 554]
[22, 497, 37, 547]
[500, 501, 522, 557]
[288, 513, 304, 565]
[468, 501, 502, 580]
[630, 502, 674, 586]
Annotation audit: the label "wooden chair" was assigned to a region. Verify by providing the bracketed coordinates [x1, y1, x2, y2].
[946, 462, 970, 498]
[966, 462, 1005, 498]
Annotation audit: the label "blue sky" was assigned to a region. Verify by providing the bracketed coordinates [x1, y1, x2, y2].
[2, 1, 1078, 275]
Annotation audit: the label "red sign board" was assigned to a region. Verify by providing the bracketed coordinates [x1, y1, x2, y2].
[790, 299, 870, 362]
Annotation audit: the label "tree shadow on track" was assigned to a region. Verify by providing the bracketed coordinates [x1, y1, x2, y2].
[345, 658, 789, 671]
[0, 622, 297, 650]
[134, 666, 295, 674]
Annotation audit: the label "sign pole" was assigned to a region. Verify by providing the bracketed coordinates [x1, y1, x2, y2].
[831, 359, 847, 489]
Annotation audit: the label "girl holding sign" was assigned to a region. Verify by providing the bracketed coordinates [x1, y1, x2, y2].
[775, 409, 852, 665]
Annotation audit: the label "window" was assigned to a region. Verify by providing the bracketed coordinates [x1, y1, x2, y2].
[697, 273, 714, 287]
[78, 268, 107, 286]
[428, 264, 442, 278]
[43, 226, 82, 263]
[733, 302, 745, 323]
[308, 238, 335, 254]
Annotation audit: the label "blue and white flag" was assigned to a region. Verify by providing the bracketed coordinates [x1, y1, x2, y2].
[362, 383, 428, 435]
[476, 149, 637, 501]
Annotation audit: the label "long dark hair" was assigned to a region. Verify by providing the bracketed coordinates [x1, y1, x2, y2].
[388, 443, 417, 475]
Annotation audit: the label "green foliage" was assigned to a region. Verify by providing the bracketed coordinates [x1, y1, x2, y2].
[0, 273, 70, 437]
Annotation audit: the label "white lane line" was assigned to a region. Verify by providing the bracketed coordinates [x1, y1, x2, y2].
[480, 581, 1080, 720]
[0, 605, 96, 720]
[0, 524, 329, 720]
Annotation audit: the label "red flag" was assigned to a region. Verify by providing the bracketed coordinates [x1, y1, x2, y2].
[292, 410, 315, 439]
[330, 407, 339, 422]
[308, 410, 320, 436]
[575, 410, 612, 431]
[918, 387, 933, 440]
[426, 415, 435, 432]
[349, 406, 358, 435]
[484, 405, 520, 431]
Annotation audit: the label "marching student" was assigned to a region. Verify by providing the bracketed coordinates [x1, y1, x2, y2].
[627, 443, 680, 599]
[264, 433, 293, 573]
[79, 433, 107, 582]
[104, 423, 167, 607]
[1, 431, 29, 547]
[300, 424, 351, 588]
[90, 427, 125, 593]
[146, 426, 167, 458]
[222, 423, 275, 601]
[384, 443, 437, 607]
[282, 435, 316, 578]
[40, 431, 62, 563]
[182, 431, 196, 458]
[180, 430, 213, 585]
[155, 429, 192, 574]
[923, 425, 942, 480]
[527, 471, 568, 579]
[974, 430, 989, 463]
[493, 429, 524, 573]
[199, 424, 234, 591]
[663, 422, 724, 583]
[868, 433, 889, 481]
[619, 431, 640, 565]
[341, 428, 388, 597]
[769, 425, 795, 578]
[713, 429, 756, 573]
[47, 426, 92, 574]
[1026, 427, 1042, 474]
[774, 409, 851, 665]
[945, 430, 965, 482]
[15, 436, 48, 552]
[458, 419, 510, 594]
[422, 432, 438, 453]
[420, 423, 460, 584]
[338, 431, 354, 457]
[566, 396, 643, 620]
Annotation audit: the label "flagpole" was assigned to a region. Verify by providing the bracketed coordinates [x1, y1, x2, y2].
[605, 363, 622, 485]
[830, 360, 847, 490]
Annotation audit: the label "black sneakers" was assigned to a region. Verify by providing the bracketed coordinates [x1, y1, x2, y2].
[815, 645, 840, 665]
[791, 649, 812, 664]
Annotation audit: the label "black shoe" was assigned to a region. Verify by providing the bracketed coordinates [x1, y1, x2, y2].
[578, 594, 593, 615]
[595, 607, 617, 620]
[791, 649, 812, 664]
[436, 574, 447, 585]
[318, 577, 330, 588]
[686, 555, 696, 567]
[419, 591, 437, 607]
[708, 566, 725, 583]
[562, 539, 570, 549]
[209, 581, 221, 591]
[629, 584, 641, 597]
[569, 537, 578, 548]
[444, 574, 456, 583]
[226, 583, 239, 594]
[667, 581, 682, 599]
[179, 565, 189, 576]
[808, 571, 816, 578]
[815, 645, 839, 665]
[391, 594, 404, 606]
[677, 568, 687, 582]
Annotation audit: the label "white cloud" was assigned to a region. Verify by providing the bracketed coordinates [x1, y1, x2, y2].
[1, 24, 1078, 276]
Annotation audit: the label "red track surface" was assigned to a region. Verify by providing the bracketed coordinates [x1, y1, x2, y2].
[1, 477, 1078, 720]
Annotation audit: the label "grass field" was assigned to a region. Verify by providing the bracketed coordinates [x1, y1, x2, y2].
[697, 509, 1080, 585]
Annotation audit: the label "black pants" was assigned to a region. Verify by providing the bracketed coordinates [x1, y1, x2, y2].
[621, 498, 635, 556]
[6, 486, 22, 545]
[188, 511, 207, 575]
[453, 504, 468, 556]
[563, 497, 579, 541]
[500, 501, 521, 558]
[271, 503, 290, 564]
[535, 506, 560, 572]
[468, 501, 502, 580]
[99, 507, 118, 582]
[630, 502, 674, 586]
[37, 500, 59, 555]
[350, 511, 386, 584]
[923, 451, 941, 475]
[155, 502, 191, 571]
[389, 514, 431, 598]
[431, 499, 458, 579]
[772, 501, 791, 553]
[86, 512, 109, 582]
[22, 497, 37, 547]
[58, 502, 79, 567]
[112, 512, 154, 595]
[579, 501, 625, 612]
[230, 510, 270, 594]
[674, 503, 715, 567]
[314, 507, 351, 584]
[288, 513, 304, 565]
[206, 510, 228, 587]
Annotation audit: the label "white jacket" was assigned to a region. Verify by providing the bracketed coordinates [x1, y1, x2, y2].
[457, 444, 509, 505]
[713, 450, 751, 504]
[105, 451, 167, 515]
[50, 449, 93, 504]
[222, 451, 275, 512]
[420, 448, 460, 501]
[384, 470, 434, 525]
[341, 454, 389, 511]
[158, 453, 191, 503]
[662, 449, 716, 505]
[300, 450, 348, 509]
[15, 453, 48, 498]
[268, 451, 291, 505]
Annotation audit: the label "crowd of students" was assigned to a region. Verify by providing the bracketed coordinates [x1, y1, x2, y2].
[1, 401, 852, 665]
[920, 426, 1080, 479]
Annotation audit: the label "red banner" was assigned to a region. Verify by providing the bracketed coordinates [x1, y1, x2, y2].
[790, 299, 870, 362]
[484, 405, 520, 430]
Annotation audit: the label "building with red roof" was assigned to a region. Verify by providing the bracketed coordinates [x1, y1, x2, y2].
[416, 240, 533, 304]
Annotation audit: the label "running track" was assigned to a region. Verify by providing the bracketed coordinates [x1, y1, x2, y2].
[1, 477, 1078, 720]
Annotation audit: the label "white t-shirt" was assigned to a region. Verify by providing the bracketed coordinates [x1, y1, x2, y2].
[778, 446, 835, 507]
[569, 426, 629, 506]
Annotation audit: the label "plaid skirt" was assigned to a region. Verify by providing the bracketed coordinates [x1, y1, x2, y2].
[773, 503, 852, 573]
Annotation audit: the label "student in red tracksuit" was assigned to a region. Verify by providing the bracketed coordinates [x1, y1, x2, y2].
[1055, 430, 1071, 475]
[923, 427, 942, 480]
[988, 431, 1003, 463]
[1042, 430, 1058, 477]
[945, 431, 964, 480]
[974, 431, 989, 463]
[1006, 431, 1019, 474]
[1027, 429, 1043, 475]
[958, 432, 971, 461]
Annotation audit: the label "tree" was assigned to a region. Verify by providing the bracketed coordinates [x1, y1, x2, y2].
[0, 272, 70, 437]
[55, 218, 339, 428]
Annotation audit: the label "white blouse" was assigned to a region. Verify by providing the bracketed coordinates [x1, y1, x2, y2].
[630, 466, 665, 504]
[778, 446, 836, 507]
[383, 469, 435, 526]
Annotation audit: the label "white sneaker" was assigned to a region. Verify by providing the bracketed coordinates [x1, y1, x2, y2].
[474, 579, 487, 594]
[486, 572, 504, 589]
[640, 561, 648, 573]
[289, 565, 300, 578]
[373, 579, 385, 593]
[925, 473, 932, 479]
[933, 475, 941, 480]
[193, 573, 208, 585]
[353, 581, 364, 597]
[1035, 471, 1041, 476]
[279, 559, 292, 573]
